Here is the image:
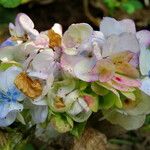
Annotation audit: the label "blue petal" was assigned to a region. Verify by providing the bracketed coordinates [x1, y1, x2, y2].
[0, 39, 16, 48]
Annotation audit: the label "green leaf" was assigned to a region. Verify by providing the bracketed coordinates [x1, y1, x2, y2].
[103, 0, 120, 10]
[16, 113, 26, 125]
[70, 122, 86, 138]
[77, 80, 88, 91]
[50, 114, 74, 133]
[121, 91, 136, 101]
[0, 61, 21, 71]
[100, 93, 115, 109]
[0, 0, 22, 8]
[91, 82, 109, 96]
[100, 92, 122, 109]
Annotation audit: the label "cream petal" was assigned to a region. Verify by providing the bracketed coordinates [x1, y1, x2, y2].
[63, 23, 93, 55]
[103, 109, 145, 130]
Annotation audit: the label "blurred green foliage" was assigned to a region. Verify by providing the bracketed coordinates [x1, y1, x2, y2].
[0, 0, 30, 8]
[0, 0, 143, 15]
[103, 0, 143, 14]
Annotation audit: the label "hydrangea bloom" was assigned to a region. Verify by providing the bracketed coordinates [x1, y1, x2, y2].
[0, 67, 25, 126]
[0, 13, 150, 135]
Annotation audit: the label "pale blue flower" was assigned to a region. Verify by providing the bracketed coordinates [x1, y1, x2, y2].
[0, 67, 25, 127]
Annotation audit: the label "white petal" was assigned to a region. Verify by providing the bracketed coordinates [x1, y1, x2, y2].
[0, 112, 17, 127]
[136, 30, 150, 47]
[61, 54, 83, 76]
[74, 58, 98, 82]
[0, 102, 23, 118]
[102, 33, 140, 57]
[32, 49, 55, 73]
[67, 101, 83, 116]
[139, 45, 150, 75]
[32, 98, 48, 106]
[64, 90, 79, 106]
[140, 77, 150, 96]
[31, 105, 48, 124]
[0, 67, 21, 92]
[16, 13, 34, 31]
[100, 17, 136, 37]
[119, 19, 136, 34]
[52, 23, 62, 36]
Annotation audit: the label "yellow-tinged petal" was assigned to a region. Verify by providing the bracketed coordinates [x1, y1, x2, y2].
[48, 29, 62, 48]
[115, 62, 139, 78]
[14, 72, 42, 99]
[95, 59, 115, 82]
[54, 96, 66, 109]
[123, 99, 138, 110]
[110, 51, 139, 78]
[111, 51, 134, 64]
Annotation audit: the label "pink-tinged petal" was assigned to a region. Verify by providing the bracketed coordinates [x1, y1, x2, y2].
[74, 58, 98, 82]
[100, 17, 136, 37]
[34, 34, 49, 48]
[108, 80, 135, 92]
[112, 74, 141, 87]
[102, 33, 140, 57]
[83, 94, 99, 112]
[93, 59, 115, 82]
[136, 30, 150, 47]
[115, 62, 139, 78]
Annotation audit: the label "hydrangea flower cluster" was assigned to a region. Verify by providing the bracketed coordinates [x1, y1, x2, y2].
[0, 13, 150, 136]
